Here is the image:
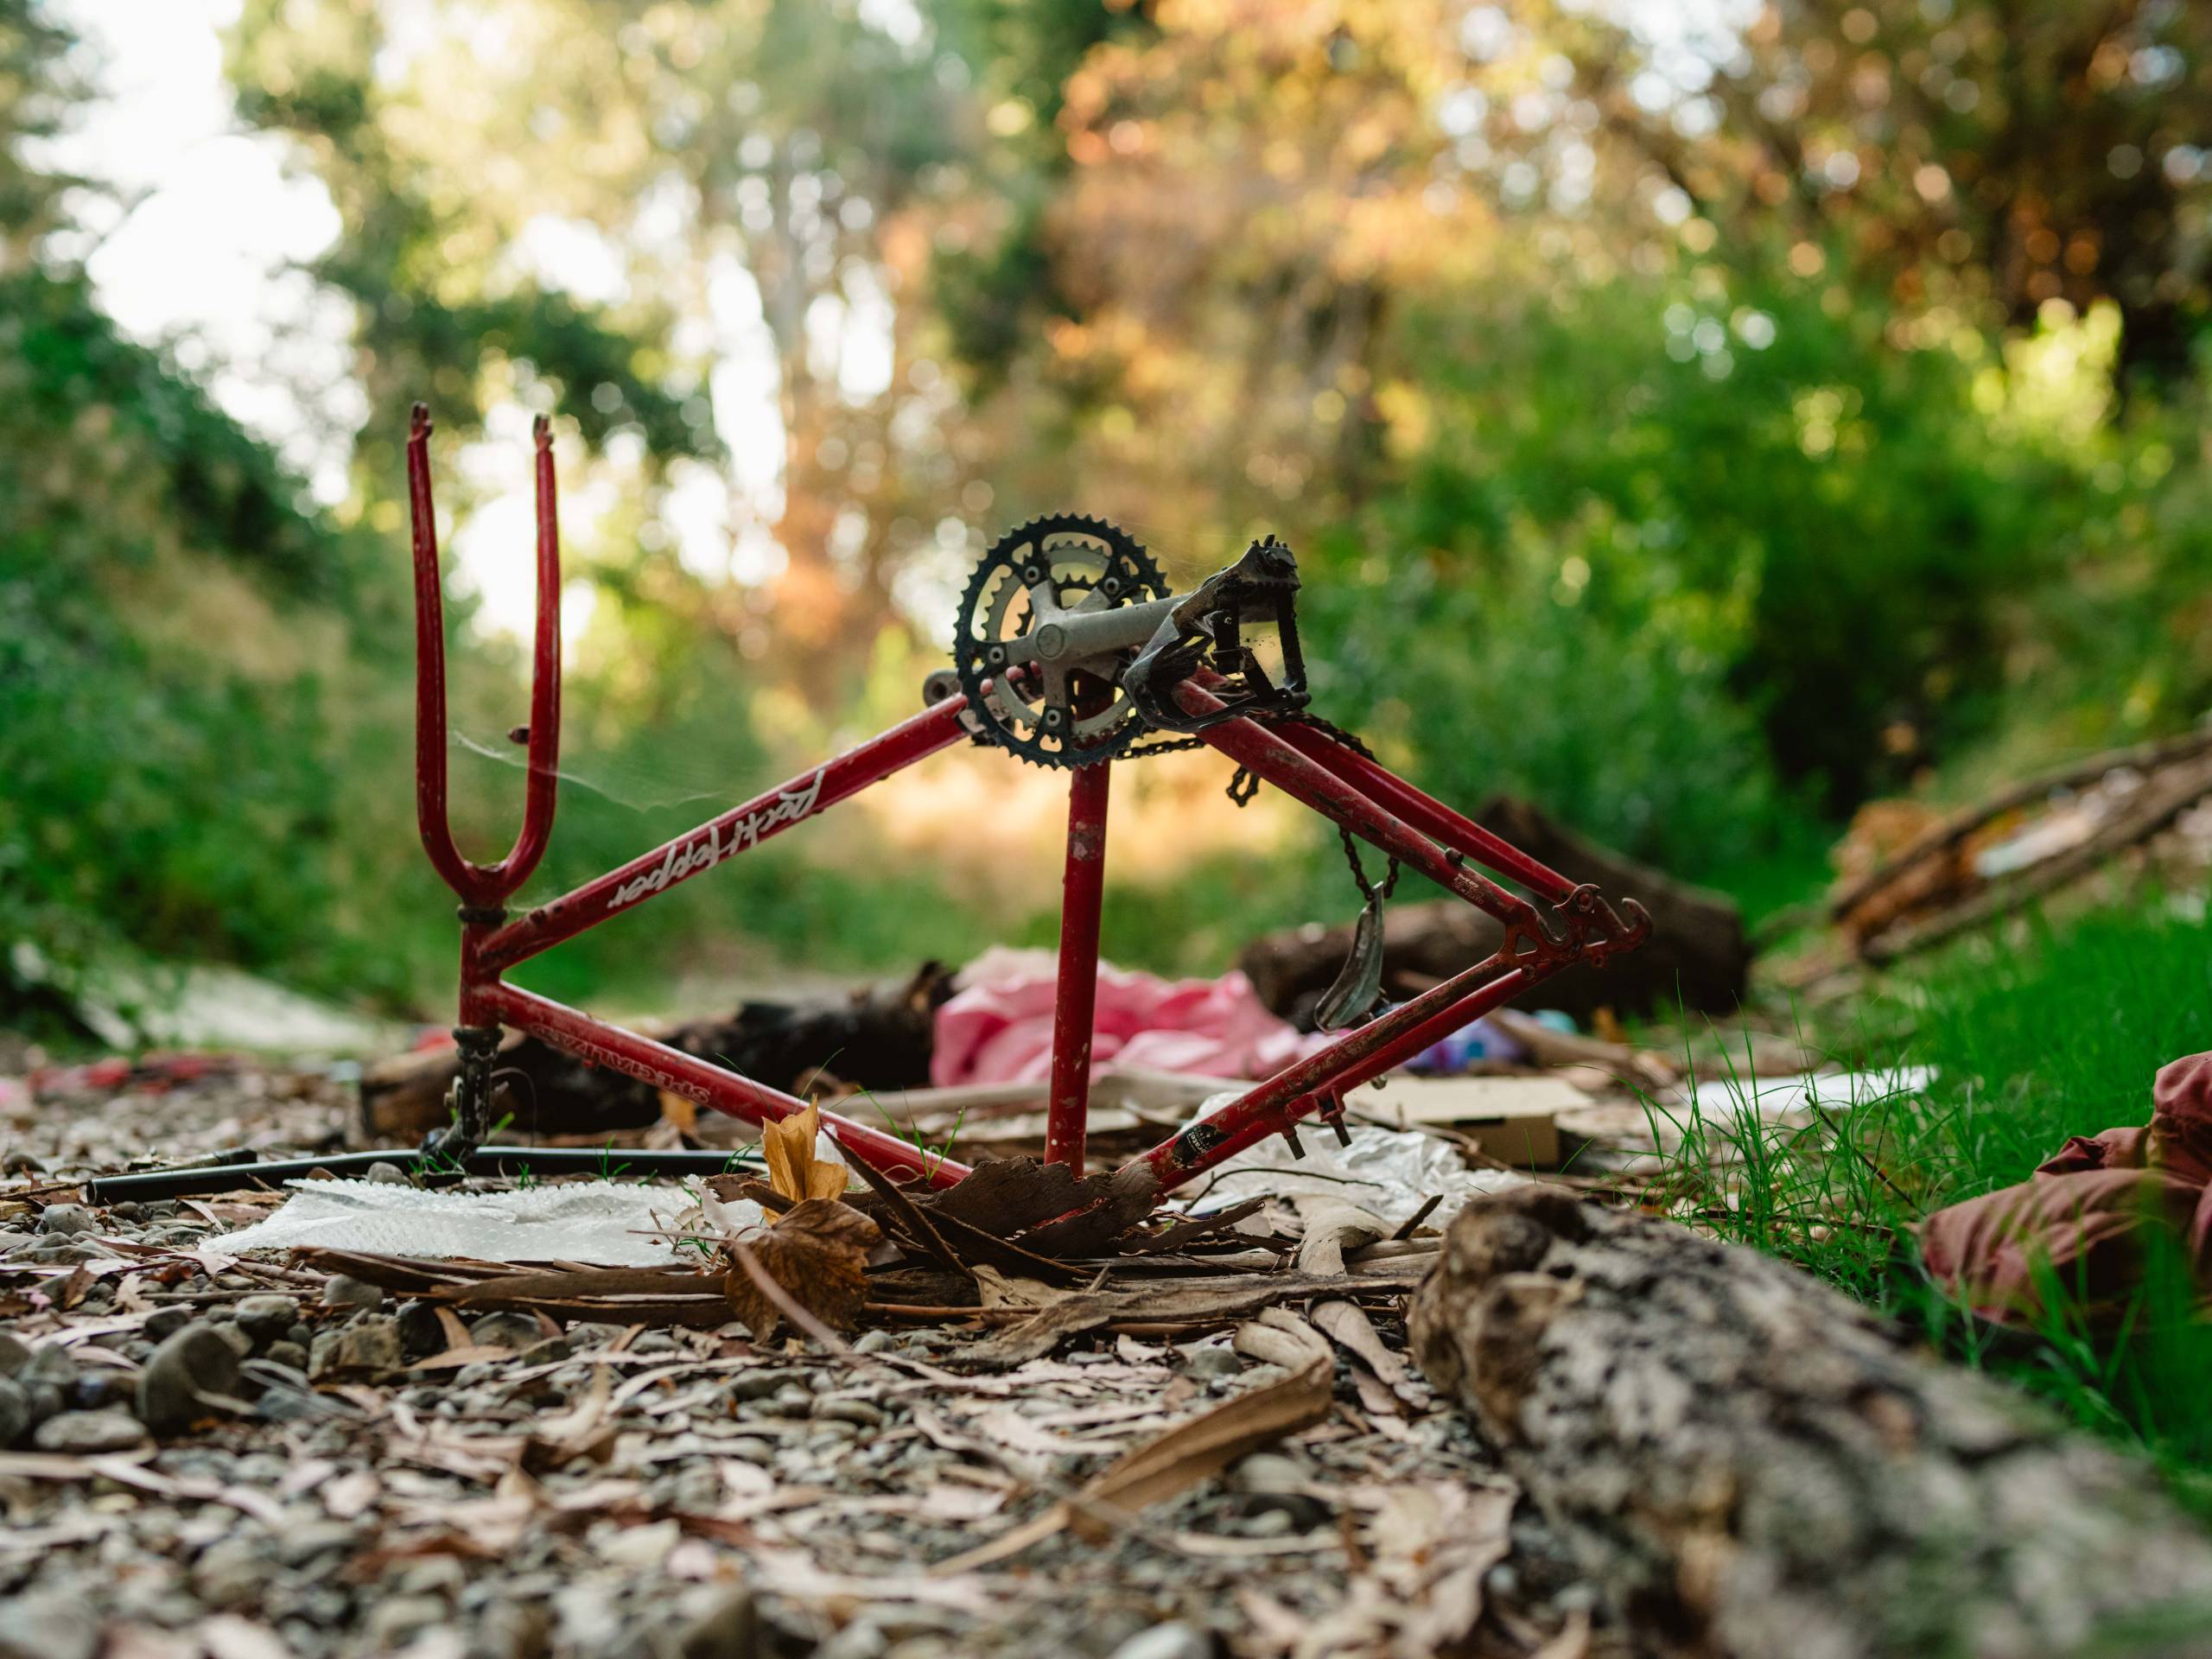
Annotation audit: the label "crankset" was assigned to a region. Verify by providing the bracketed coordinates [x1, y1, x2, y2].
[935, 518, 1311, 768]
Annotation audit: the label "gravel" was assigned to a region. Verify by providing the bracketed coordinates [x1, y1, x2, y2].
[0, 1052, 1601, 1659]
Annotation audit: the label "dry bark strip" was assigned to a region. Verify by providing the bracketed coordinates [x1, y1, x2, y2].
[1408, 1187, 2212, 1659]
[934, 1309, 1334, 1573]
[967, 1258, 1433, 1368]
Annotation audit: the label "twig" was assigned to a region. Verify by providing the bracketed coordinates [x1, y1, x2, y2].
[1389, 1195, 1443, 1242]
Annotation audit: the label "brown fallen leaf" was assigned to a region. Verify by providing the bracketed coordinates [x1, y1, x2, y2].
[967, 1260, 1433, 1367]
[1294, 1194, 1389, 1276]
[920, 1154, 1160, 1257]
[1020, 1159, 1161, 1258]
[1123, 1196, 1269, 1256]
[972, 1266, 1065, 1310]
[933, 1307, 1334, 1572]
[1310, 1298, 1433, 1413]
[431, 1265, 735, 1327]
[722, 1198, 880, 1338]
[760, 1101, 849, 1204]
[925, 1156, 1096, 1237]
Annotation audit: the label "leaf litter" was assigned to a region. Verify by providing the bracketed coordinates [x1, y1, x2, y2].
[0, 1051, 1611, 1658]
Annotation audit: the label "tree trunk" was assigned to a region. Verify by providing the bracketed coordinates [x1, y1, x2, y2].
[1237, 796, 1750, 1022]
[1408, 1187, 2212, 1659]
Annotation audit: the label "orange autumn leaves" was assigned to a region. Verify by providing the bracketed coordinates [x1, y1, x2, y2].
[722, 1102, 880, 1339]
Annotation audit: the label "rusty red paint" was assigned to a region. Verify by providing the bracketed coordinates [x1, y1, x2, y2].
[486, 982, 969, 1188]
[1046, 760, 1112, 1173]
[409, 405, 562, 909]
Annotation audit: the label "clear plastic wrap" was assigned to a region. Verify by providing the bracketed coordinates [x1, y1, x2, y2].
[1185, 1091, 1526, 1228]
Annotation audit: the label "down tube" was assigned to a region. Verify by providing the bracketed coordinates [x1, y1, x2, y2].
[1129, 962, 1555, 1193]
[480, 696, 972, 972]
[483, 982, 970, 1189]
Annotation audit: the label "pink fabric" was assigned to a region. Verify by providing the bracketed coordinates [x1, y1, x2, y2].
[1920, 1049, 2212, 1323]
[931, 950, 1331, 1087]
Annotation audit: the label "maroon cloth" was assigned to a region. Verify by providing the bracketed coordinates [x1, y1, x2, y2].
[1919, 1051, 2212, 1322]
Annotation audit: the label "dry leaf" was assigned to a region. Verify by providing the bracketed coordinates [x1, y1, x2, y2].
[658, 1091, 698, 1138]
[722, 1198, 880, 1338]
[761, 1101, 849, 1204]
[934, 1307, 1334, 1572]
[1294, 1194, 1388, 1276]
[1311, 1299, 1433, 1413]
[972, 1265, 1065, 1310]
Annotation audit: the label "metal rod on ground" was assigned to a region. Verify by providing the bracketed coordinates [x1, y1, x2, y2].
[83, 1145, 766, 1204]
[1046, 757, 1112, 1173]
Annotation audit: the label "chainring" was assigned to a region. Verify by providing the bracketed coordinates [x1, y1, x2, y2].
[951, 514, 1167, 768]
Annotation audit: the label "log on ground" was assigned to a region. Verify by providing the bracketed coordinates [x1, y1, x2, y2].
[1408, 1187, 2212, 1658]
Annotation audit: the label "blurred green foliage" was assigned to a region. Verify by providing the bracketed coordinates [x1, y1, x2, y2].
[1305, 270, 2130, 880]
[5, 0, 2212, 1026]
[0, 270, 401, 1000]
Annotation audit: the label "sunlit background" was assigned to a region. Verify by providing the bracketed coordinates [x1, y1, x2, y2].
[3, 0, 2206, 1020]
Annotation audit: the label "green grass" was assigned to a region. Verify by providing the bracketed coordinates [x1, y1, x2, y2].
[1646, 893, 2212, 1506]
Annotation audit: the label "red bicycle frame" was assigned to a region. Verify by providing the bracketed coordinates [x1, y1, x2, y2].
[407, 407, 1648, 1197]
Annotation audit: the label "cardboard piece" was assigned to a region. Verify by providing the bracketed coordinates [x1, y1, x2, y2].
[1344, 1074, 1582, 1168]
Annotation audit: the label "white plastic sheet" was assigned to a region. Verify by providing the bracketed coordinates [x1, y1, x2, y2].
[1682, 1065, 1936, 1120]
[200, 1179, 739, 1268]
[1186, 1091, 1526, 1229]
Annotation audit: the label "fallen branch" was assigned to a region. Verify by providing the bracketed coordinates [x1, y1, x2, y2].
[1408, 1188, 2212, 1658]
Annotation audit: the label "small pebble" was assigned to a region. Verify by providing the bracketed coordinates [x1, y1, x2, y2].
[467, 1311, 542, 1352]
[364, 1594, 448, 1647]
[34, 1205, 97, 1237]
[321, 1274, 383, 1311]
[1555, 1583, 1599, 1615]
[141, 1306, 193, 1342]
[18, 1344, 76, 1390]
[233, 1294, 300, 1344]
[676, 1586, 757, 1659]
[393, 1300, 446, 1357]
[0, 1587, 98, 1659]
[264, 1340, 308, 1373]
[0, 1378, 31, 1447]
[1231, 1452, 1304, 1492]
[33, 1408, 147, 1453]
[137, 1322, 242, 1435]
[365, 1160, 410, 1185]
[725, 1370, 791, 1402]
[766, 1383, 814, 1419]
[1107, 1623, 1211, 1659]
[1185, 1345, 1242, 1380]
[308, 1315, 403, 1380]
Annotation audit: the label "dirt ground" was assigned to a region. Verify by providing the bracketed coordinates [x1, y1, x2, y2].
[0, 1055, 1607, 1659]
